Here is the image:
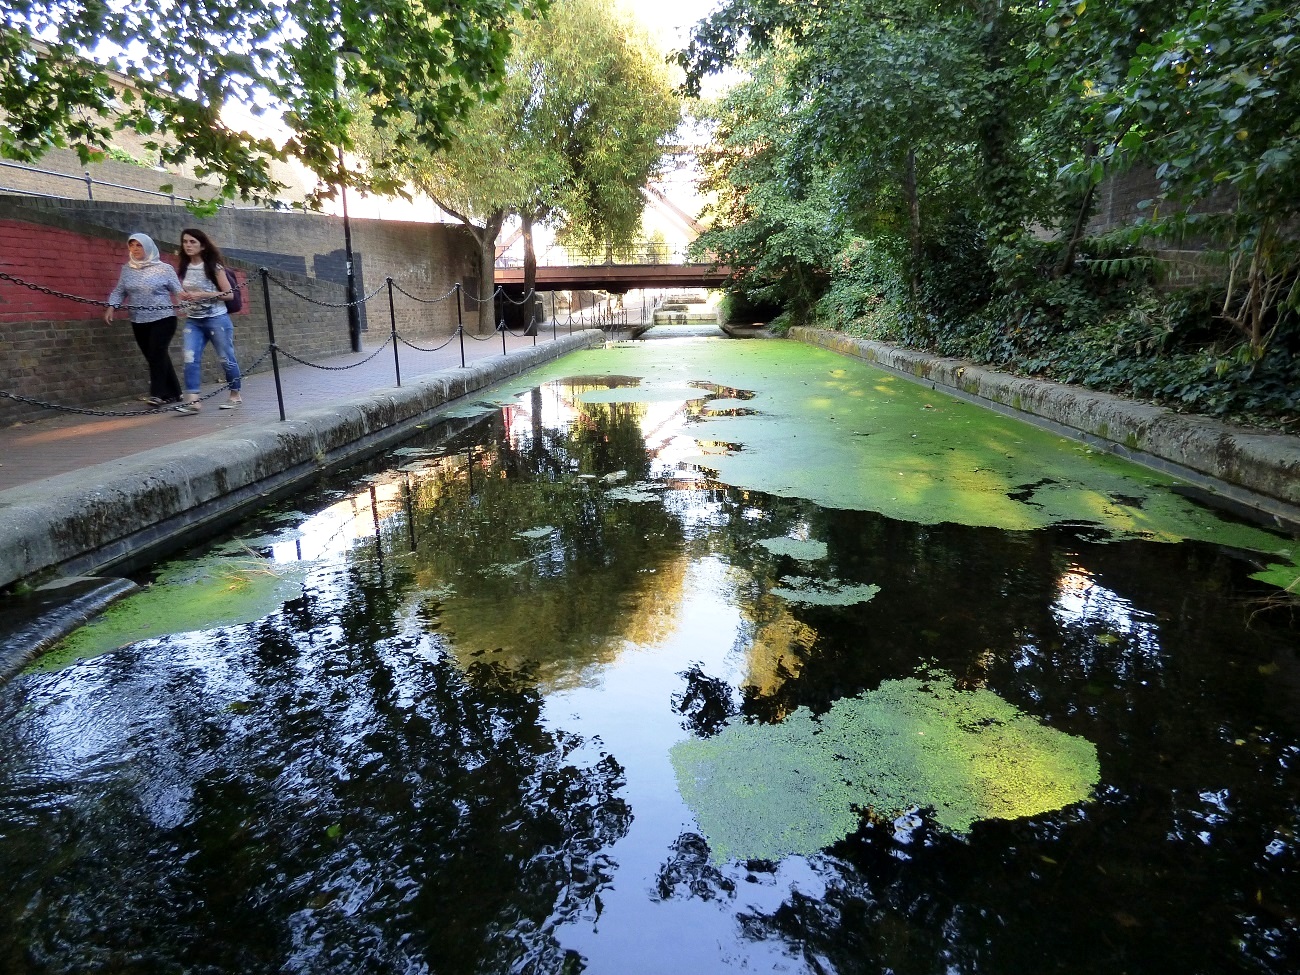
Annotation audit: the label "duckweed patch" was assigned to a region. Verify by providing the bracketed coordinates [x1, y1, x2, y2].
[770, 577, 880, 606]
[33, 555, 309, 671]
[605, 484, 662, 503]
[757, 538, 829, 561]
[671, 671, 1100, 864]
[1251, 555, 1300, 594]
[515, 526, 557, 540]
[578, 385, 709, 404]
[509, 342, 1296, 589]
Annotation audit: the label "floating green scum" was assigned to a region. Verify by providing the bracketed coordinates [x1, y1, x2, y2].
[509, 340, 1298, 593]
[671, 670, 1101, 864]
[32, 552, 310, 672]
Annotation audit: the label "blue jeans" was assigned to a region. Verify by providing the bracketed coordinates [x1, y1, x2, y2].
[182, 313, 241, 394]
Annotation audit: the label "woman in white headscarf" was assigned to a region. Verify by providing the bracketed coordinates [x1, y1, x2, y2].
[105, 232, 185, 405]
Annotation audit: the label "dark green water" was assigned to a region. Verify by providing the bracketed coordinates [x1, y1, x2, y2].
[1, 339, 1297, 974]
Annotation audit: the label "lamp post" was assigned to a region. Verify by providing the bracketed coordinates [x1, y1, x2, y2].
[335, 47, 362, 352]
[339, 144, 361, 352]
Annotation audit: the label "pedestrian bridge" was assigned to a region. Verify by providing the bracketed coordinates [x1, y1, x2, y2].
[494, 262, 731, 293]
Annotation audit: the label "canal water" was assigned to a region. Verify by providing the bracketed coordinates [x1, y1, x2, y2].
[1, 338, 1297, 974]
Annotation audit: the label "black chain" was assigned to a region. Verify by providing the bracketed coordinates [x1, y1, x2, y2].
[0, 270, 179, 312]
[460, 285, 503, 306]
[0, 389, 181, 417]
[499, 288, 536, 306]
[274, 332, 394, 370]
[389, 280, 458, 304]
[0, 345, 274, 417]
[266, 273, 385, 308]
[397, 330, 459, 353]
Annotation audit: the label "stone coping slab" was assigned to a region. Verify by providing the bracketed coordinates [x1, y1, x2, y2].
[792, 327, 1300, 528]
[0, 331, 603, 593]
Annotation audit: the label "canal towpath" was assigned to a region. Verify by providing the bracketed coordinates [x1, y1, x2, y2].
[0, 324, 596, 493]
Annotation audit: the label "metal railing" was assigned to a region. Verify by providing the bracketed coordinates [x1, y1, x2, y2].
[0, 158, 254, 209]
[496, 242, 695, 269]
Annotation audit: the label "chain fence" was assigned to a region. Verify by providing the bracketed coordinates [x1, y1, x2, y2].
[0, 265, 639, 422]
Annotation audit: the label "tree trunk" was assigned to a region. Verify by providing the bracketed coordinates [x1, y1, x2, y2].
[1056, 143, 1099, 278]
[469, 212, 505, 333]
[522, 212, 537, 296]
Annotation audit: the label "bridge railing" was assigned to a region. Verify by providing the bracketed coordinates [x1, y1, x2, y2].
[496, 242, 695, 269]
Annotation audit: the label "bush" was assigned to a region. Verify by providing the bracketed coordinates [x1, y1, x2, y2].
[813, 227, 1300, 430]
[815, 237, 907, 339]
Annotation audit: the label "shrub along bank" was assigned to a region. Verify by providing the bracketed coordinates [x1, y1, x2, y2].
[808, 233, 1300, 434]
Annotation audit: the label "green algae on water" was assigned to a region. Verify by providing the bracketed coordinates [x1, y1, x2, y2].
[31, 554, 309, 671]
[770, 576, 879, 606]
[757, 537, 828, 561]
[515, 526, 557, 540]
[671, 670, 1100, 864]
[1251, 555, 1300, 594]
[505, 341, 1297, 591]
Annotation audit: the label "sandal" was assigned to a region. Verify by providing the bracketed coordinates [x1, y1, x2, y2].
[219, 398, 243, 410]
[175, 402, 201, 415]
[138, 395, 165, 406]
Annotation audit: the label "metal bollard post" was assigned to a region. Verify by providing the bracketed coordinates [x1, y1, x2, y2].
[456, 283, 466, 368]
[501, 317, 507, 356]
[551, 292, 557, 341]
[386, 278, 401, 387]
[259, 268, 286, 421]
[84, 172, 93, 200]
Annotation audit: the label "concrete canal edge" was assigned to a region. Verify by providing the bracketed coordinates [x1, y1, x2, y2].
[791, 326, 1300, 529]
[0, 331, 604, 669]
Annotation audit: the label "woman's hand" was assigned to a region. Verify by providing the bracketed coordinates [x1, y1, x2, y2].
[103, 306, 115, 324]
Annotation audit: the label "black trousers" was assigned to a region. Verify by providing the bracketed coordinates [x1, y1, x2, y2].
[131, 317, 182, 402]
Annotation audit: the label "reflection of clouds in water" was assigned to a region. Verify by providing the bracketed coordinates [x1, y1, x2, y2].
[265, 472, 425, 565]
[1051, 566, 1163, 661]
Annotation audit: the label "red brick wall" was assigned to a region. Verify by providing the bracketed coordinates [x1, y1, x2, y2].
[0, 220, 129, 323]
[0, 211, 352, 423]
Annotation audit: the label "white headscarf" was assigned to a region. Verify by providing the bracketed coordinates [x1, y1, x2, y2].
[127, 232, 163, 269]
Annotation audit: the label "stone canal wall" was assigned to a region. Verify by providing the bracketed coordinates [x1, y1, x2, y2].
[792, 327, 1300, 528]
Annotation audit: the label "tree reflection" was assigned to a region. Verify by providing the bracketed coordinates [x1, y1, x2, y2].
[385, 399, 688, 690]
[0, 621, 630, 974]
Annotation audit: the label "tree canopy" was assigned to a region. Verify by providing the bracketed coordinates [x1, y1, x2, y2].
[354, 0, 680, 326]
[0, 0, 546, 204]
[683, 0, 1299, 365]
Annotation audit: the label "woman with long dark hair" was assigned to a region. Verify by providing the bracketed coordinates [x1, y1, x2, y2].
[104, 232, 184, 405]
[176, 227, 242, 414]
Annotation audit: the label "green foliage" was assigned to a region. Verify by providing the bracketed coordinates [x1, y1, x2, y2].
[690, 46, 847, 324]
[671, 669, 1101, 863]
[354, 0, 679, 315]
[2, 0, 544, 204]
[814, 236, 907, 339]
[679, 0, 1300, 421]
[819, 228, 1300, 426]
[1036, 0, 1300, 350]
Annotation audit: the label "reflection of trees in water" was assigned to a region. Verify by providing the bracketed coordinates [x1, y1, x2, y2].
[387, 401, 689, 689]
[671, 664, 738, 738]
[0, 610, 630, 974]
